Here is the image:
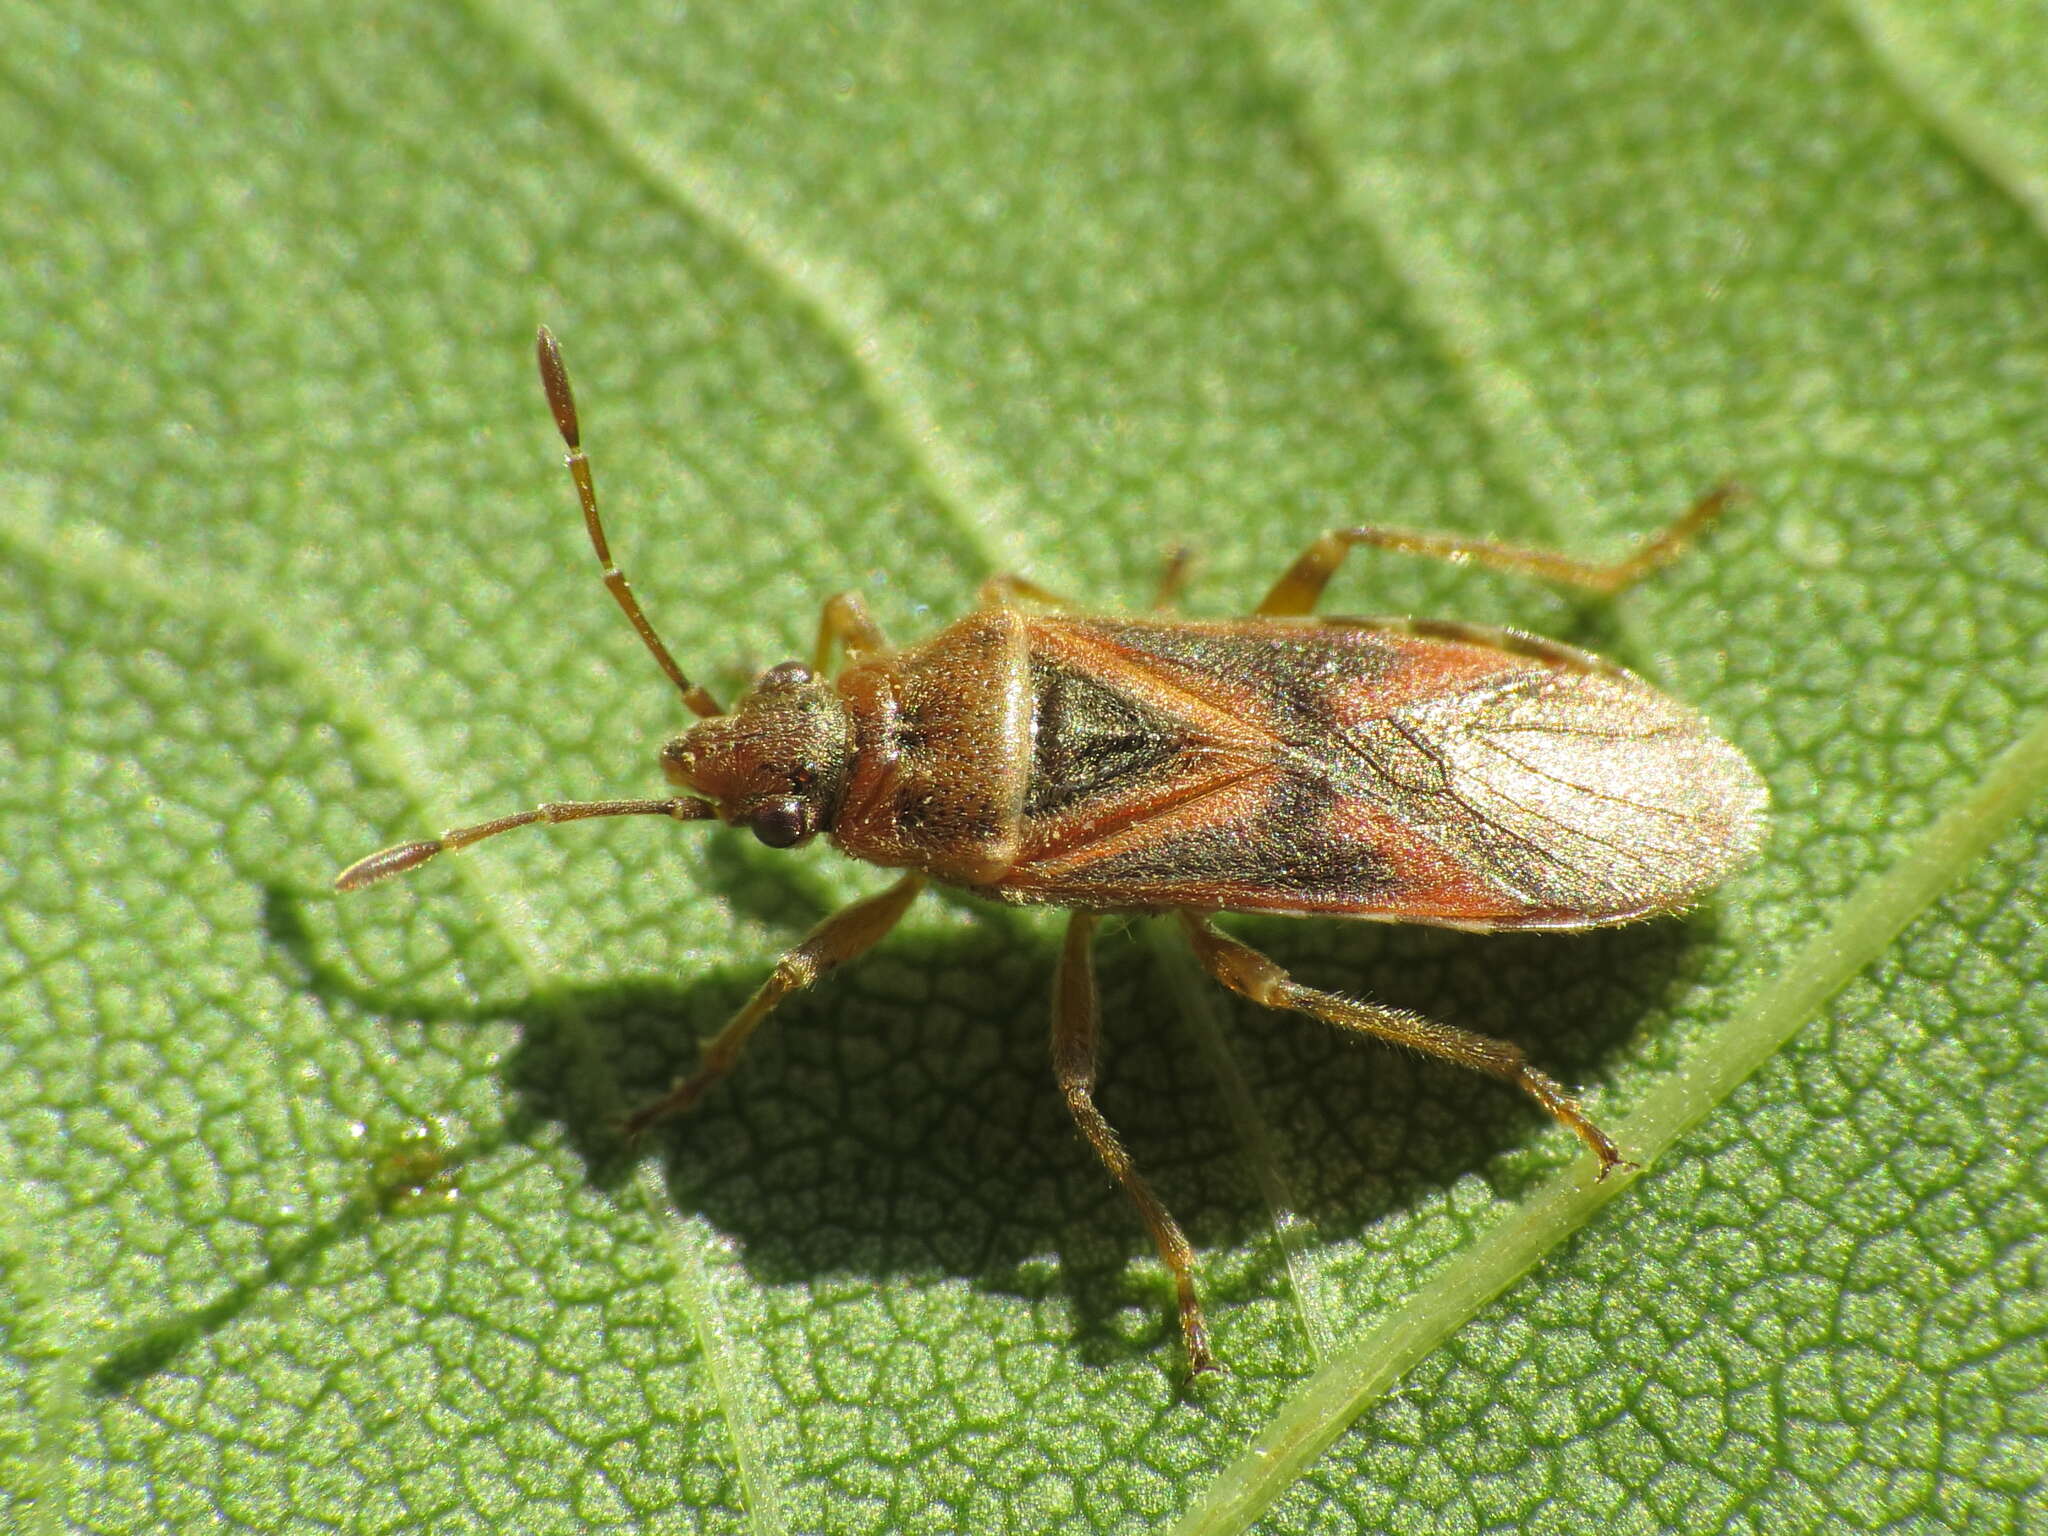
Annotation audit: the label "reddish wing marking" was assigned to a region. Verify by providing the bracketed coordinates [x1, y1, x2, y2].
[995, 617, 1766, 927]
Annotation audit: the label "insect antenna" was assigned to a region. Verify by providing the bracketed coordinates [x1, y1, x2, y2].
[535, 326, 725, 719]
[334, 796, 718, 891]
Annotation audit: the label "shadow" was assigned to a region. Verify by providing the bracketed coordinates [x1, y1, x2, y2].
[257, 864, 1716, 1374]
[693, 831, 845, 933]
[91, 1106, 481, 1397]
[1218, 911, 1709, 1217]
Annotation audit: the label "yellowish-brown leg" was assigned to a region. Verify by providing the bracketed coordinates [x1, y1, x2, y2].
[978, 571, 1076, 611]
[1181, 913, 1628, 1175]
[983, 547, 1194, 615]
[1150, 546, 1195, 612]
[1052, 913, 1218, 1375]
[624, 873, 926, 1139]
[812, 591, 890, 674]
[1254, 484, 1737, 617]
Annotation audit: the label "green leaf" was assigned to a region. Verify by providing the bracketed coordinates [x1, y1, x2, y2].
[5, 2, 2045, 1532]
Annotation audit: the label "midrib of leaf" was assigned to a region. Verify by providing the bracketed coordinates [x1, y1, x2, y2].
[1170, 699, 2048, 1536]
[446, 8, 1842, 1521]
[462, 0, 1022, 581]
[1836, 0, 2048, 240]
[0, 496, 787, 1536]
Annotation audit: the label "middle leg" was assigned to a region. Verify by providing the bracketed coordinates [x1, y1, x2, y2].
[1149, 546, 1195, 612]
[979, 546, 1197, 615]
[1052, 913, 1218, 1374]
[978, 571, 1077, 611]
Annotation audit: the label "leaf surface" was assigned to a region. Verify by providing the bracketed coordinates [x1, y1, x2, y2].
[4, 1, 2045, 1531]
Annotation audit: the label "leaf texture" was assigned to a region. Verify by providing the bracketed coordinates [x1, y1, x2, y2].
[4, 2, 2045, 1532]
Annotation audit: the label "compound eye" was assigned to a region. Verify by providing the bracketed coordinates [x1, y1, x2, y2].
[747, 798, 809, 849]
[757, 661, 814, 691]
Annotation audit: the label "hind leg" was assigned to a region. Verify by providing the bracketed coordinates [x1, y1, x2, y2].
[1254, 485, 1736, 617]
[1181, 913, 1628, 1175]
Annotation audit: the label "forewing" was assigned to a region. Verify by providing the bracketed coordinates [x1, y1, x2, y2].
[1329, 638, 1769, 926]
[997, 618, 1766, 928]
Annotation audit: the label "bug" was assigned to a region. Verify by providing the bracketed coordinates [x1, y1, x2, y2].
[338, 328, 1768, 1374]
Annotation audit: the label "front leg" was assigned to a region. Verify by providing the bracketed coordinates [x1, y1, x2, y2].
[1052, 913, 1218, 1375]
[623, 872, 926, 1139]
[813, 591, 891, 674]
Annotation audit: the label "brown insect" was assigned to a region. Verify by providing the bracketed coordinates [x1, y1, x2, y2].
[339, 328, 1768, 1374]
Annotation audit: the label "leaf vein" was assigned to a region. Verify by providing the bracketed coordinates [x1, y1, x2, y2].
[1216, 0, 1690, 671]
[0, 500, 784, 1534]
[465, 0, 1017, 581]
[1167, 697, 2048, 1535]
[1834, 0, 2048, 246]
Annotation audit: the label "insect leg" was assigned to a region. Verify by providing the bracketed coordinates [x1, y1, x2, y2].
[813, 592, 891, 674]
[982, 549, 1193, 615]
[1052, 913, 1218, 1375]
[622, 872, 926, 1139]
[977, 572, 1079, 611]
[1150, 546, 1195, 612]
[1180, 913, 1628, 1177]
[1253, 484, 1738, 617]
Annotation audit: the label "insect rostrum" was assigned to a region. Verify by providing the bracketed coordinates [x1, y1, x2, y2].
[338, 328, 1768, 1375]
